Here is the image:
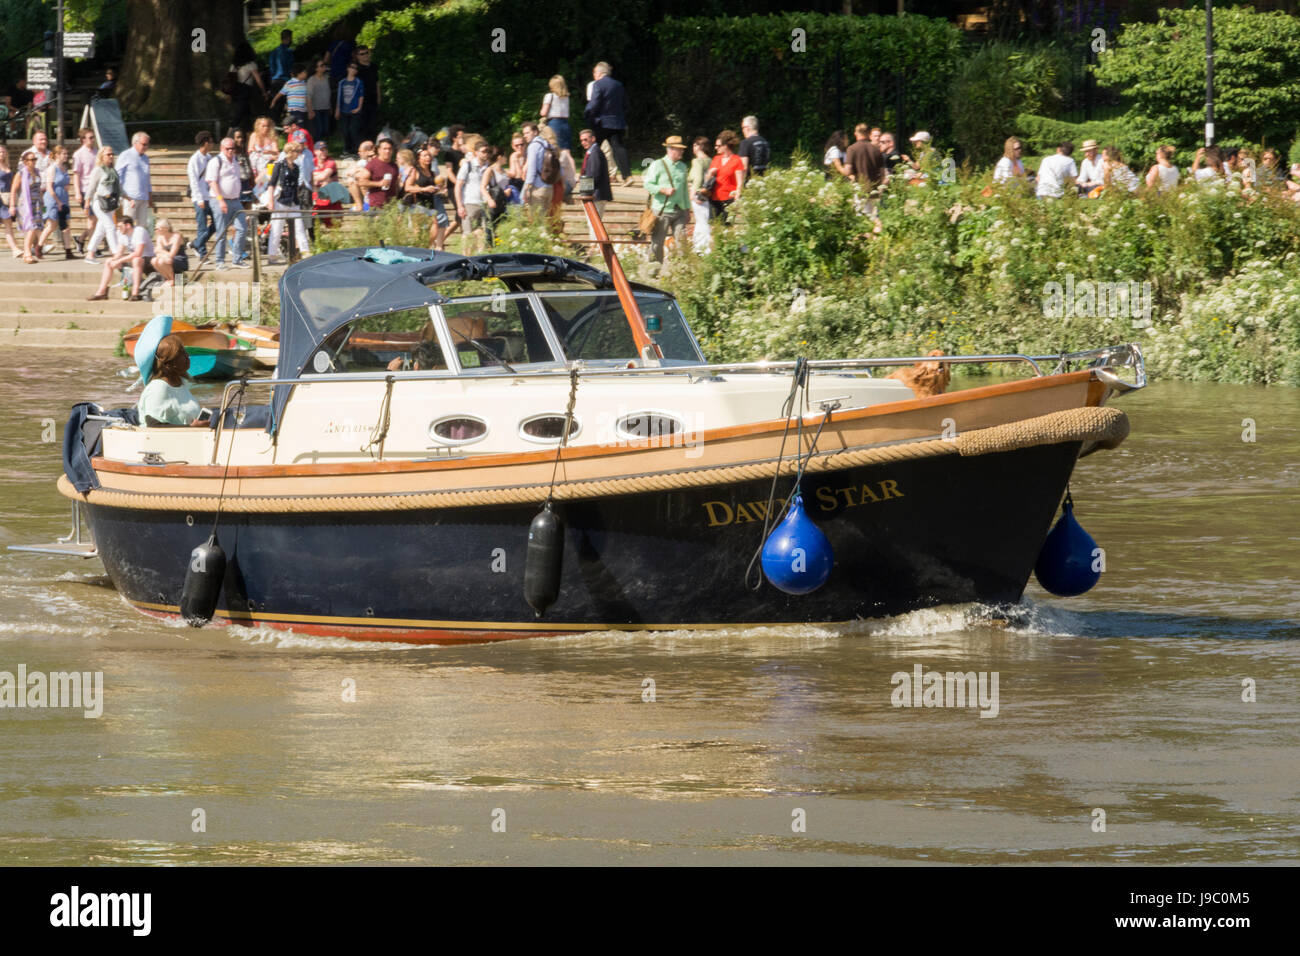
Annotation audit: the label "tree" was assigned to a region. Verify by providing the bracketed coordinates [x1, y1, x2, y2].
[1095, 7, 1300, 152]
[108, 0, 245, 119]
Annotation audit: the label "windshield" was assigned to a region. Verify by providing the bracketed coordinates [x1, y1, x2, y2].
[307, 307, 447, 374]
[440, 296, 558, 370]
[539, 292, 703, 363]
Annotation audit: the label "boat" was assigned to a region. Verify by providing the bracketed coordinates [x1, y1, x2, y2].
[232, 322, 280, 370]
[24, 203, 1144, 643]
[123, 326, 257, 380]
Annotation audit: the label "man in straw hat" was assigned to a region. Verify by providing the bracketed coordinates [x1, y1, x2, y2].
[643, 134, 690, 264]
[1077, 139, 1104, 196]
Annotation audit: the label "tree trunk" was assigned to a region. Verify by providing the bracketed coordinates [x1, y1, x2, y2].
[117, 0, 245, 120]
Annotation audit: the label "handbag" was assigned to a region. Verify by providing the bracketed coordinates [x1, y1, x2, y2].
[696, 164, 718, 204]
[638, 159, 666, 234]
[98, 168, 121, 211]
[637, 198, 658, 236]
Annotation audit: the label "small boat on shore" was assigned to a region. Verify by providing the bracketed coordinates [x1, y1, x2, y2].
[123, 326, 257, 380]
[232, 322, 280, 369]
[28, 204, 1144, 643]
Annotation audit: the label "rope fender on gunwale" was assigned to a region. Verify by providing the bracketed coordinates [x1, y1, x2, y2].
[59, 406, 1129, 513]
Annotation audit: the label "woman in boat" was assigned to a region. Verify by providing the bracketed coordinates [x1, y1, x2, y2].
[138, 334, 205, 427]
[150, 218, 187, 286]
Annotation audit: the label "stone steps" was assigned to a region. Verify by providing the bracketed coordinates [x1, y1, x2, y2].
[0, 327, 122, 348]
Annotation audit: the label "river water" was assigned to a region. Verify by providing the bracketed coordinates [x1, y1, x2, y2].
[0, 357, 1296, 865]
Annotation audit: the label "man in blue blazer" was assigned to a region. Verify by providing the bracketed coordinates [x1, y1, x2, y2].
[583, 61, 630, 184]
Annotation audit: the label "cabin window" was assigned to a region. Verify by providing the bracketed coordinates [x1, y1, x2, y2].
[518, 414, 581, 443]
[615, 412, 683, 440]
[307, 308, 448, 374]
[429, 415, 488, 444]
[540, 293, 703, 363]
[440, 296, 556, 370]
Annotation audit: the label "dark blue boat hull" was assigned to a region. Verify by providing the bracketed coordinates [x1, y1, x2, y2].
[84, 441, 1082, 642]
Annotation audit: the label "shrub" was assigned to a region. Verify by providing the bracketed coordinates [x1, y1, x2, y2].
[949, 44, 1064, 166]
[1095, 7, 1300, 160]
[653, 160, 1300, 385]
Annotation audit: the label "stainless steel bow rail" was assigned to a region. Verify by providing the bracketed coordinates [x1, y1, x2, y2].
[204, 343, 1145, 463]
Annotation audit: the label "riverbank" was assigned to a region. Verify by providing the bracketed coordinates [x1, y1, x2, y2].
[667, 163, 1300, 388]
[9, 163, 1299, 389]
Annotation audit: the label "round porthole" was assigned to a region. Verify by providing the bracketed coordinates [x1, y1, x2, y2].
[519, 414, 581, 443]
[615, 412, 683, 441]
[429, 415, 488, 445]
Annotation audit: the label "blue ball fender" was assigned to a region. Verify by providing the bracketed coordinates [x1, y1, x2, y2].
[1034, 499, 1101, 597]
[761, 494, 834, 595]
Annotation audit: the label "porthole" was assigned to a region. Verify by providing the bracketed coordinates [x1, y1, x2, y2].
[615, 412, 683, 441]
[518, 414, 581, 444]
[429, 415, 488, 445]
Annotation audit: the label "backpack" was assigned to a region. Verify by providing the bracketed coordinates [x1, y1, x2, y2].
[403, 126, 429, 152]
[747, 135, 770, 175]
[540, 144, 561, 185]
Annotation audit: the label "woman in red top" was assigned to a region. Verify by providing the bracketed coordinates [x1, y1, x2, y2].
[707, 129, 746, 224]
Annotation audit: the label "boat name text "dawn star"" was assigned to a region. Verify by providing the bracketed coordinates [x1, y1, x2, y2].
[702, 479, 904, 527]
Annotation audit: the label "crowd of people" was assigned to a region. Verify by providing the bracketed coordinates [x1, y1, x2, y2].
[982, 134, 1298, 201]
[9, 27, 1300, 286]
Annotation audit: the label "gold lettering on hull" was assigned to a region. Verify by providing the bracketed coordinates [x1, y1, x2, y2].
[702, 480, 904, 528]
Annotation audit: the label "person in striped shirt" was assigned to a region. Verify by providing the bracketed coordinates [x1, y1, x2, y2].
[271, 64, 310, 127]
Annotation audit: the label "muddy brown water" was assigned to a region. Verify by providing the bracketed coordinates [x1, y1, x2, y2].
[0, 357, 1296, 864]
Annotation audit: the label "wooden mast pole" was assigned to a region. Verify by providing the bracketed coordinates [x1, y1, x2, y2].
[580, 196, 662, 360]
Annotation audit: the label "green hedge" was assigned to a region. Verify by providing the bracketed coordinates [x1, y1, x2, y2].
[654, 13, 964, 155]
[1015, 113, 1143, 164]
[358, 0, 665, 146]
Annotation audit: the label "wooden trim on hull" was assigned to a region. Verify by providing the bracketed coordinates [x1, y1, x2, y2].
[130, 600, 802, 644]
